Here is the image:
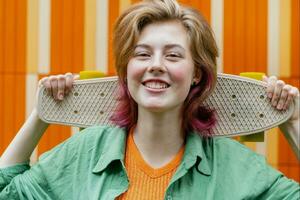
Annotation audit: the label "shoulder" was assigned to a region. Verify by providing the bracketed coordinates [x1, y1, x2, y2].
[69, 125, 126, 146]
[211, 137, 299, 196]
[39, 125, 125, 163]
[214, 137, 261, 158]
[213, 137, 270, 170]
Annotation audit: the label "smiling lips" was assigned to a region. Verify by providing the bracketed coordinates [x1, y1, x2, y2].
[142, 80, 170, 89]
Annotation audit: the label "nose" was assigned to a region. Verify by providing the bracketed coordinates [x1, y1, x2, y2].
[148, 55, 166, 74]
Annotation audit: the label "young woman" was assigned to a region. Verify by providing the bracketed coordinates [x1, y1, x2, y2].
[0, 0, 299, 199]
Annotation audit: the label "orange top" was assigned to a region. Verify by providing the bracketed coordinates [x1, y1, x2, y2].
[116, 129, 185, 200]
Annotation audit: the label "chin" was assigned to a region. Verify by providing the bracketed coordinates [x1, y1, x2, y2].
[140, 103, 168, 113]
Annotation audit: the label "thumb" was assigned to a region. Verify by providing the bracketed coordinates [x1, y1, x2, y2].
[262, 75, 268, 83]
[74, 74, 80, 80]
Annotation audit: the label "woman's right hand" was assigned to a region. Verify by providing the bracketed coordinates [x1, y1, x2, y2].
[37, 72, 79, 101]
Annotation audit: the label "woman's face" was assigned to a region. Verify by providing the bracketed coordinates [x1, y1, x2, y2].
[127, 20, 195, 113]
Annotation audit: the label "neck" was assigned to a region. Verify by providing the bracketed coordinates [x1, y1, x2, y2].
[133, 106, 185, 168]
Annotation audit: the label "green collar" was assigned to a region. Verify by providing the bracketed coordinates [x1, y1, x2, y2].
[92, 127, 127, 173]
[182, 132, 212, 175]
[92, 127, 212, 176]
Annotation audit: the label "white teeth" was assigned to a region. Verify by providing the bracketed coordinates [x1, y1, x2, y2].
[144, 82, 168, 89]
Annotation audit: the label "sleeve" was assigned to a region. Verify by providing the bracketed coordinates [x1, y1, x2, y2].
[0, 163, 29, 190]
[0, 163, 54, 200]
[255, 165, 300, 200]
[0, 129, 83, 200]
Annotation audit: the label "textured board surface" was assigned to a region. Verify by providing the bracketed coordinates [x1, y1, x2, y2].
[38, 73, 294, 137]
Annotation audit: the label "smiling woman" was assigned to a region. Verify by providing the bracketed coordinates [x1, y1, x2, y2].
[112, 1, 218, 136]
[0, 0, 299, 199]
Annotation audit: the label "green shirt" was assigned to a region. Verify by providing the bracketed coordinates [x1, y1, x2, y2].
[0, 126, 299, 199]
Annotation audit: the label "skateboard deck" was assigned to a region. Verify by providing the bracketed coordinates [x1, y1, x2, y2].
[37, 73, 294, 137]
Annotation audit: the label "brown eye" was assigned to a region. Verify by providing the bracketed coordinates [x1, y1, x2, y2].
[137, 53, 150, 57]
[134, 51, 151, 58]
[167, 53, 180, 57]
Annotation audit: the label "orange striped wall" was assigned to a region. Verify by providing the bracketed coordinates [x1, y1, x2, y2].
[0, 0, 27, 155]
[0, 0, 299, 182]
[224, 0, 268, 74]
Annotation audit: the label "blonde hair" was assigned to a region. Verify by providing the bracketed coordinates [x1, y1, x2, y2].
[111, 0, 219, 135]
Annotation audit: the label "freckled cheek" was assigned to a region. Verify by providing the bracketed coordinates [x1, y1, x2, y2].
[127, 60, 147, 81]
[169, 66, 193, 85]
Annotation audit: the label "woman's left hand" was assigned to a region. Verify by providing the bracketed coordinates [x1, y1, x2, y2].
[263, 76, 299, 122]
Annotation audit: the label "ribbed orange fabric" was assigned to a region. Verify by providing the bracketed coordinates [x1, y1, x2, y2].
[117, 130, 185, 200]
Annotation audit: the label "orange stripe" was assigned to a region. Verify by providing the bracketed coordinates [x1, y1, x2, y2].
[108, 0, 119, 75]
[266, 128, 279, 167]
[38, 125, 72, 155]
[16, 0, 27, 73]
[245, 0, 256, 70]
[235, 0, 246, 74]
[4, 0, 16, 73]
[51, 0, 63, 74]
[0, 0, 4, 154]
[15, 0, 27, 135]
[256, 0, 267, 72]
[51, 0, 84, 74]
[291, 0, 300, 77]
[131, 0, 141, 4]
[72, 0, 84, 73]
[188, 0, 211, 23]
[223, 0, 234, 73]
[0, 0, 4, 73]
[224, 0, 267, 74]
[61, 0, 73, 73]
[178, 0, 211, 22]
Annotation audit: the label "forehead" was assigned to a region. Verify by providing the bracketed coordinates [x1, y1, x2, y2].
[137, 20, 190, 48]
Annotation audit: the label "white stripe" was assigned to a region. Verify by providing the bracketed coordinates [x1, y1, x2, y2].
[38, 0, 51, 74]
[26, 74, 39, 163]
[211, 0, 224, 73]
[84, 0, 96, 70]
[267, 0, 280, 76]
[96, 0, 109, 74]
[255, 141, 266, 156]
[26, 0, 39, 73]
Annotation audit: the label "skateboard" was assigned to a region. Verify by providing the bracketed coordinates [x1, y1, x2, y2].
[37, 73, 294, 137]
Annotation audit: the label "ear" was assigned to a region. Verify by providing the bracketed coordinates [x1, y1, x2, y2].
[192, 67, 202, 85]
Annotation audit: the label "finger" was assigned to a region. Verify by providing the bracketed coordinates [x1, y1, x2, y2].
[49, 76, 59, 100]
[65, 73, 74, 94]
[39, 77, 52, 94]
[266, 76, 277, 99]
[276, 85, 290, 110]
[271, 80, 285, 107]
[44, 78, 52, 94]
[74, 74, 80, 80]
[57, 75, 66, 100]
[283, 87, 298, 110]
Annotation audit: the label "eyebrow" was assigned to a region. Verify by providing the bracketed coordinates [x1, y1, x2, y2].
[134, 44, 186, 51]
